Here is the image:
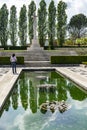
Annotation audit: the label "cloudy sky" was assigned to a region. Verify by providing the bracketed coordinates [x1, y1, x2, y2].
[0, 0, 87, 22]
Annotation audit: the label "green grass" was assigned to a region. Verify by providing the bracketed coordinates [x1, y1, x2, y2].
[0, 50, 25, 52]
[1, 47, 87, 55]
[47, 48, 87, 55]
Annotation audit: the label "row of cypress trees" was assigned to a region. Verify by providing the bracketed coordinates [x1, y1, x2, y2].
[0, 0, 67, 47]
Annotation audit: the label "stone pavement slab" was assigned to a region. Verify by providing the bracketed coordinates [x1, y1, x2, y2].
[56, 66, 87, 91]
[0, 68, 22, 110]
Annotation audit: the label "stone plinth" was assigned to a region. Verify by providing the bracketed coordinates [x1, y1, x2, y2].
[28, 39, 43, 50]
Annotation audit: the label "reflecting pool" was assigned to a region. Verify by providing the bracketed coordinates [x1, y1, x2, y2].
[0, 71, 87, 130]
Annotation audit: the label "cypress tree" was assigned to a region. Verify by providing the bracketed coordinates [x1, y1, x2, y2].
[38, 0, 47, 47]
[0, 4, 9, 46]
[19, 5, 27, 46]
[28, 1, 36, 43]
[57, 0, 67, 47]
[9, 5, 17, 46]
[48, 0, 56, 49]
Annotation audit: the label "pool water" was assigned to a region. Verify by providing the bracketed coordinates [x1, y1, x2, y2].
[0, 71, 87, 130]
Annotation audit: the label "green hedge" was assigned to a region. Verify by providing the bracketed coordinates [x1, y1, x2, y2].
[51, 56, 87, 64]
[44, 46, 87, 50]
[0, 57, 24, 65]
[0, 46, 28, 50]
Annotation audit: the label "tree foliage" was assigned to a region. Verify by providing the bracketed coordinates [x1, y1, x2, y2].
[76, 37, 87, 46]
[28, 1, 36, 43]
[57, 0, 67, 47]
[48, 0, 56, 49]
[19, 5, 27, 46]
[0, 4, 9, 46]
[38, 0, 47, 46]
[9, 5, 17, 46]
[68, 13, 87, 40]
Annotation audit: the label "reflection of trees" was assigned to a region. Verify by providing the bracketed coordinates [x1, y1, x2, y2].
[68, 82, 87, 101]
[4, 98, 11, 111]
[38, 88, 47, 106]
[38, 76, 57, 105]
[20, 72, 28, 110]
[11, 83, 19, 110]
[38, 87, 47, 114]
[48, 78, 57, 102]
[38, 78, 47, 106]
[48, 88, 57, 102]
[29, 80, 37, 113]
[0, 98, 11, 117]
[48, 87, 56, 101]
[51, 71, 62, 79]
[57, 78, 67, 101]
[51, 71, 67, 101]
[0, 108, 4, 117]
[51, 71, 87, 101]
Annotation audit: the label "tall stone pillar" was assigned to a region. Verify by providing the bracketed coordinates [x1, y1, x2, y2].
[31, 12, 41, 50]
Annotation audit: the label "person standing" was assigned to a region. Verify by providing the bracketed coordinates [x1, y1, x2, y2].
[10, 53, 17, 74]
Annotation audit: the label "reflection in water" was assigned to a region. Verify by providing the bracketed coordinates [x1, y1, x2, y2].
[68, 82, 87, 101]
[29, 79, 37, 113]
[40, 100, 71, 114]
[11, 83, 19, 110]
[51, 72, 67, 101]
[4, 98, 10, 112]
[0, 71, 87, 119]
[20, 73, 28, 110]
[57, 78, 67, 101]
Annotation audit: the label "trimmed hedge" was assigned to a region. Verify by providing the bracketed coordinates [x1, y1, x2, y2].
[0, 46, 28, 50]
[0, 57, 24, 65]
[51, 56, 87, 64]
[44, 46, 87, 50]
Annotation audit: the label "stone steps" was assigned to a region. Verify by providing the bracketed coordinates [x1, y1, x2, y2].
[24, 61, 51, 67]
[25, 51, 49, 61]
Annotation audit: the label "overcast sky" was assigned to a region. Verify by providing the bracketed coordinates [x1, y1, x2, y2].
[0, 0, 87, 22]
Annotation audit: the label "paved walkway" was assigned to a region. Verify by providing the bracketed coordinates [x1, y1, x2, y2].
[0, 66, 87, 110]
[56, 66, 87, 92]
[0, 67, 22, 110]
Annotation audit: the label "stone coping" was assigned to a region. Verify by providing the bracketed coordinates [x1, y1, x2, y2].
[24, 61, 50, 63]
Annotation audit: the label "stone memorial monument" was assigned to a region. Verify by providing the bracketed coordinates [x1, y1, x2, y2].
[30, 12, 42, 50]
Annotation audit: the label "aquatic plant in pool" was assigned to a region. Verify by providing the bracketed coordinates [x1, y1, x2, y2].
[0, 71, 87, 130]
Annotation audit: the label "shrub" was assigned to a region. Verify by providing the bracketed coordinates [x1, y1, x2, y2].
[0, 46, 28, 50]
[51, 56, 87, 64]
[0, 57, 24, 65]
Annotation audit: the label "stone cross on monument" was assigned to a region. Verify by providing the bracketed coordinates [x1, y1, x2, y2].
[29, 11, 42, 50]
